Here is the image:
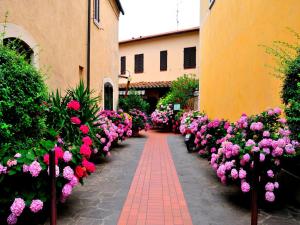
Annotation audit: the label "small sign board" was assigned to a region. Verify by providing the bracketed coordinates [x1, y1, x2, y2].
[173, 104, 181, 111]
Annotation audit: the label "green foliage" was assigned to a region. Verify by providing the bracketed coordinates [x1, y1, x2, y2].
[118, 91, 150, 113]
[157, 74, 198, 108]
[265, 31, 300, 140]
[0, 43, 47, 151]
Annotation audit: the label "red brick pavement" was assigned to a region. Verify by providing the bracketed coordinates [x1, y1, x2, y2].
[117, 131, 193, 225]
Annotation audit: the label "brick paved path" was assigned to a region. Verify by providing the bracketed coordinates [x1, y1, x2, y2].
[117, 132, 193, 225]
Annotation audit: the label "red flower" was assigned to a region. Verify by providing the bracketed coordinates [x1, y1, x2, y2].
[67, 100, 80, 111]
[43, 153, 58, 165]
[75, 166, 87, 178]
[80, 144, 91, 158]
[80, 125, 89, 134]
[82, 159, 96, 173]
[82, 136, 93, 146]
[70, 117, 81, 125]
[54, 146, 64, 159]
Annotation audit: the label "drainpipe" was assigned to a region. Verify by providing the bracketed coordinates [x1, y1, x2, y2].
[87, 0, 91, 90]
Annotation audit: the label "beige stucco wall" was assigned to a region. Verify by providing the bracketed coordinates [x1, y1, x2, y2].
[119, 30, 199, 84]
[0, 0, 120, 110]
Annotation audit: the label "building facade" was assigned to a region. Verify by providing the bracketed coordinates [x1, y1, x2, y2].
[0, 0, 124, 110]
[119, 27, 199, 111]
[199, 0, 300, 121]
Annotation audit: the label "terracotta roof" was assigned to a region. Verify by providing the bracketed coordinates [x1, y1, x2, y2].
[119, 81, 172, 89]
[119, 27, 199, 44]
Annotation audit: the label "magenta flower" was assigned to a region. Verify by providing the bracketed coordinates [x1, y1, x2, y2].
[265, 182, 274, 192]
[0, 164, 7, 174]
[70, 117, 81, 125]
[30, 199, 43, 213]
[259, 153, 265, 162]
[10, 198, 25, 216]
[267, 170, 274, 178]
[7, 213, 18, 225]
[263, 131, 270, 137]
[241, 182, 250, 192]
[67, 100, 80, 111]
[63, 151, 72, 162]
[239, 169, 247, 179]
[231, 168, 238, 179]
[80, 125, 89, 134]
[23, 164, 29, 173]
[265, 191, 275, 202]
[274, 182, 279, 189]
[69, 176, 79, 187]
[14, 153, 21, 158]
[242, 154, 250, 162]
[62, 184, 73, 198]
[29, 161, 42, 177]
[63, 166, 74, 181]
[82, 136, 93, 146]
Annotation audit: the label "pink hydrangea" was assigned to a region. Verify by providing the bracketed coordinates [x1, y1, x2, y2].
[242, 154, 250, 162]
[7, 159, 17, 167]
[285, 144, 295, 155]
[69, 176, 79, 187]
[30, 199, 43, 213]
[260, 153, 265, 162]
[231, 168, 238, 179]
[239, 169, 247, 179]
[246, 139, 255, 147]
[63, 166, 74, 180]
[273, 107, 282, 115]
[241, 182, 250, 192]
[63, 151, 72, 162]
[263, 131, 270, 137]
[0, 164, 7, 174]
[62, 184, 72, 198]
[29, 161, 42, 177]
[10, 198, 25, 216]
[273, 147, 283, 157]
[100, 138, 106, 143]
[14, 153, 21, 158]
[7, 213, 18, 225]
[267, 170, 274, 178]
[67, 100, 80, 111]
[23, 164, 29, 173]
[265, 191, 275, 202]
[265, 182, 274, 192]
[274, 182, 279, 189]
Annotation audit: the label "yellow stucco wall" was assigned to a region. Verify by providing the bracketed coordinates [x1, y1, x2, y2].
[119, 30, 199, 84]
[199, 0, 300, 121]
[0, 0, 120, 109]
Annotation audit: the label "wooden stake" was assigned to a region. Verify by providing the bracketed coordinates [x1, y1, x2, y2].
[49, 148, 57, 225]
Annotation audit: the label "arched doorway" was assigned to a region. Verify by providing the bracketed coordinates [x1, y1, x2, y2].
[3, 37, 34, 64]
[104, 82, 113, 110]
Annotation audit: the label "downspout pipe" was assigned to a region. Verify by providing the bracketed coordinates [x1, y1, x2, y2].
[87, 0, 91, 90]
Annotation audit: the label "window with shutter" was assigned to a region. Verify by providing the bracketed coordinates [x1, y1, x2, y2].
[135, 54, 144, 73]
[184, 47, 196, 69]
[160, 50, 167, 71]
[120, 56, 126, 74]
[94, 0, 100, 23]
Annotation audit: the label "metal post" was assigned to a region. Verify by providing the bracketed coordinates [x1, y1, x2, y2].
[251, 151, 259, 225]
[50, 148, 57, 225]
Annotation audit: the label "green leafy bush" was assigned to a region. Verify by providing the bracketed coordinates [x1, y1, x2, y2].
[0, 43, 47, 150]
[118, 91, 150, 113]
[157, 74, 198, 108]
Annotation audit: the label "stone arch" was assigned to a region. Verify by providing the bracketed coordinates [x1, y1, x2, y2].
[0, 23, 39, 68]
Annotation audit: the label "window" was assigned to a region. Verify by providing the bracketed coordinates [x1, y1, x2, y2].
[3, 38, 34, 64]
[94, 0, 100, 24]
[79, 66, 85, 84]
[160, 50, 167, 71]
[120, 56, 126, 74]
[184, 47, 196, 69]
[209, 0, 215, 9]
[135, 54, 144, 73]
[104, 82, 113, 110]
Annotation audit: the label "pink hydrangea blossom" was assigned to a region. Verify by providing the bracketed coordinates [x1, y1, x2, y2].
[0, 164, 7, 174]
[63, 151, 72, 162]
[7, 213, 18, 225]
[7, 159, 17, 167]
[10, 198, 25, 216]
[69, 176, 79, 187]
[273, 107, 282, 115]
[239, 169, 247, 179]
[263, 131, 270, 137]
[246, 139, 255, 147]
[242, 154, 250, 162]
[82, 136, 93, 146]
[267, 170, 274, 178]
[259, 153, 265, 162]
[274, 182, 279, 189]
[14, 153, 21, 158]
[241, 182, 250, 192]
[100, 138, 106, 143]
[62, 184, 73, 198]
[265, 182, 274, 192]
[30, 199, 43, 213]
[29, 161, 42, 177]
[285, 144, 295, 155]
[63, 166, 74, 180]
[231, 169, 238, 179]
[265, 191, 275, 202]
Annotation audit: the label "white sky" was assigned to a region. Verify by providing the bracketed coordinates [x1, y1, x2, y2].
[119, 0, 200, 41]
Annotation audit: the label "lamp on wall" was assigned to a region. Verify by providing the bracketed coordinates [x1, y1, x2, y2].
[118, 70, 132, 97]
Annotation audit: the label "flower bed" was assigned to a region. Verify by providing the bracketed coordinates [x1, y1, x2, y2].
[151, 104, 174, 129]
[180, 108, 299, 203]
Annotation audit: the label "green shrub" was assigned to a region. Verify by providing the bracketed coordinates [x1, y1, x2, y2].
[118, 91, 150, 113]
[157, 74, 198, 108]
[0, 44, 47, 150]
